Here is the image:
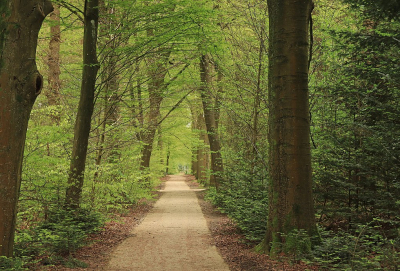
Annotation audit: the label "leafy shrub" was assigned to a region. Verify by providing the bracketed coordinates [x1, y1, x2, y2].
[206, 168, 268, 242]
[0, 256, 28, 271]
[282, 229, 312, 263]
[14, 207, 104, 267]
[40, 255, 88, 268]
[312, 223, 400, 270]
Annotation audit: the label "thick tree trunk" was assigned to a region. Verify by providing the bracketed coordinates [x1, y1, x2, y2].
[0, 0, 53, 257]
[199, 54, 223, 189]
[65, 0, 99, 209]
[260, 0, 317, 256]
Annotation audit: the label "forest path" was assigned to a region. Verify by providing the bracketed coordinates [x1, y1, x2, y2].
[107, 175, 230, 271]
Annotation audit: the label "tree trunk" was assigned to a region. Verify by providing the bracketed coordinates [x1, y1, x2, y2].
[259, 0, 317, 256]
[190, 104, 209, 182]
[0, 0, 53, 257]
[197, 117, 209, 183]
[139, 86, 163, 171]
[191, 144, 198, 177]
[189, 101, 201, 178]
[165, 146, 170, 175]
[157, 125, 164, 168]
[65, 0, 99, 209]
[199, 54, 223, 189]
[251, 31, 265, 172]
[46, 4, 62, 108]
[139, 32, 170, 172]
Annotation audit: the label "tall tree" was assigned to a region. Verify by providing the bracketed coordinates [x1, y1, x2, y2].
[46, 4, 62, 108]
[259, 0, 317, 255]
[65, 0, 99, 209]
[138, 48, 170, 172]
[0, 0, 53, 257]
[199, 54, 224, 189]
[190, 100, 209, 182]
[94, 0, 122, 177]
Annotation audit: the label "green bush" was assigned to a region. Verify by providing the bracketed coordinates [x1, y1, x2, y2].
[312, 223, 400, 270]
[206, 168, 268, 242]
[0, 256, 28, 271]
[14, 207, 104, 267]
[282, 229, 312, 263]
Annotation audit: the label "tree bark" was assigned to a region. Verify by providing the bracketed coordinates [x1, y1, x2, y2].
[189, 101, 209, 182]
[251, 31, 265, 172]
[199, 54, 223, 189]
[47, 4, 62, 108]
[165, 146, 170, 175]
[259, 0, 317, 255]
[138, 2, 177, 174]
[65, 0, 99, 209]
[139, 29, 170, 172]
[0, 0, 53, 257]
[139, 77, 164, 171]
[157, 125, 164, 168]
[197, 113, 209, 183]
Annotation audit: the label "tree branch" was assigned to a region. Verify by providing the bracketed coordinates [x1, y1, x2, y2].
[58, 0, 84, 22]
[158, 88, 195, 126]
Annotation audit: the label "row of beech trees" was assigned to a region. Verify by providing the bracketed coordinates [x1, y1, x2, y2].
[0, 0, 317, 258]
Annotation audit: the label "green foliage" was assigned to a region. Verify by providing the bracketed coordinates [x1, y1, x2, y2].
[311, 0, 400, 227]
[312, 223, 400, 270]
[84, 160, 155, 212]
[206, 162, 268, 242]
[0, 256, 28, 271]
[307, 4, 400, 268]
[14, 208, 103, 266]
[10, 0, 400, 269]
[342, 0, 400, 20]
[282, 229, 312, 263]
[40, 256, 89, 268]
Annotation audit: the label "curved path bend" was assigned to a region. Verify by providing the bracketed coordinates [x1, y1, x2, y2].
[107, 175, 229, 271]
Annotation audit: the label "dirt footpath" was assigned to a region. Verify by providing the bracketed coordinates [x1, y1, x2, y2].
[107, 175, 230, 271]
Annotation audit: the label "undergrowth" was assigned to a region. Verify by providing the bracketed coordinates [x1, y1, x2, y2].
[204, 170, 400, 270]
[312, 221, 400, 270]
[5, 207, 104, 270]
[205, 168, 268, 242]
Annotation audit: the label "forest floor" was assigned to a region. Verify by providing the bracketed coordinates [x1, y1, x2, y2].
[51, 175, 316, 271]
